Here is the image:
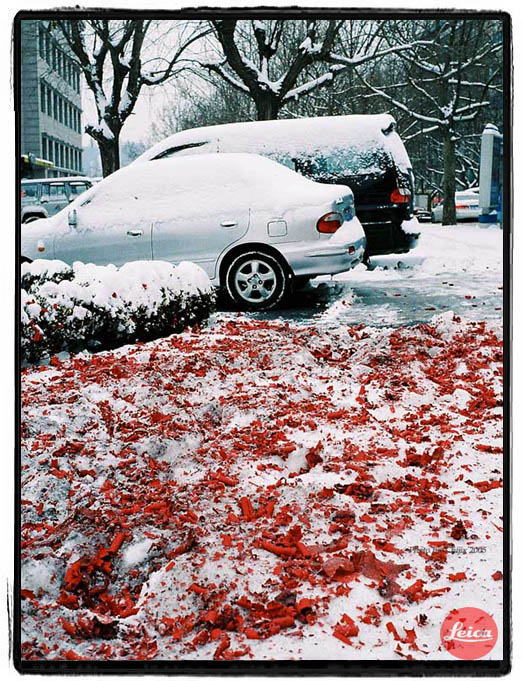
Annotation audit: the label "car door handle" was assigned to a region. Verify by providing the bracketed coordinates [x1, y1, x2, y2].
[220, 220, 237, 228]
[127, 229, 143, 237]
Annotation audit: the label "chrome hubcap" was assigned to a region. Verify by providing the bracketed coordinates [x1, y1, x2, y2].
[234, 259, 276, 303]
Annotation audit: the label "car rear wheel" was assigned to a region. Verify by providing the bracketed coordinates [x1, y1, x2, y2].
[225, 251, 289, 311]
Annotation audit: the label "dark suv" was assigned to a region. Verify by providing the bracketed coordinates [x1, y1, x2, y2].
[134, 113, 418, 257]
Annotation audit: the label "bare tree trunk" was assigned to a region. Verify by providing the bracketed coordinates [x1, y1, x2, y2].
[255, 93, 280, 121]
[98, 136, 121, 178]
[442, 131, 457, 225]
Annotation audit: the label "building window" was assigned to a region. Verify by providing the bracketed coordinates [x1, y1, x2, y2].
[53, 92, 58, 120]
[38, 27, 44, 59]
[58, 97, 63, 124]
[40, 83, 46, 114]
[47, 88, 52, 116]
[45, 34, 50, 62]
[41, 135, 47, 160]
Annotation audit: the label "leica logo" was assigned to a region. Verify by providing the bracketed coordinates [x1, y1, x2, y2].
[443, 621, 495, 643]
[440, 607, 498, 659]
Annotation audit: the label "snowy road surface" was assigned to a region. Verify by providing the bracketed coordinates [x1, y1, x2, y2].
[20, 221, 504, 662]
[233, 222, 504, 328]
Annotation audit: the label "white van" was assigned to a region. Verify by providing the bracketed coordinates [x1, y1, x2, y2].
[21, 177, 93, 223]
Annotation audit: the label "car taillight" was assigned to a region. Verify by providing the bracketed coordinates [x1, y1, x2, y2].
[317, 211, 343, 234]
[455, 204, 467, 210]
[390, 188, 411, 204]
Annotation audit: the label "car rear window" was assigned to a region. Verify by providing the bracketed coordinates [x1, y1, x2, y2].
[288, 146, 390, 182]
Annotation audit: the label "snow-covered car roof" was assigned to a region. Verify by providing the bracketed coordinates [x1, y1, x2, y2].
[53, 153, 350, 228]
[21, 176, 92, 184]
[133, 114, 412, 175]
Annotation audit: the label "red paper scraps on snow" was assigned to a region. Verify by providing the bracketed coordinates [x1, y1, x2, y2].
[19, 317, 503, 660]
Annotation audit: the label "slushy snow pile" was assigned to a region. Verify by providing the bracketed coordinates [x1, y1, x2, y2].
[21, 312, 503, 661]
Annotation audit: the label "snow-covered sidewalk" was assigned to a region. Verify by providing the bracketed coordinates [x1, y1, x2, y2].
[20, 312, 503, 661]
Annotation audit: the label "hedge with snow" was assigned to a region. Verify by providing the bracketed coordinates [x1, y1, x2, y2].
[21, 260, 215, 363]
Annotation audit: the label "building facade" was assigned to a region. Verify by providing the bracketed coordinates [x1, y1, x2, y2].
[21, 20, 83, 178]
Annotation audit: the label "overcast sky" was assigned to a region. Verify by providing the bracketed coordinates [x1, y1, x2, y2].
[80, 20, 217, 148]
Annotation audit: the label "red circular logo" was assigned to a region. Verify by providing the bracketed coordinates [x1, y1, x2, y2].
[440, 607, 498, 659]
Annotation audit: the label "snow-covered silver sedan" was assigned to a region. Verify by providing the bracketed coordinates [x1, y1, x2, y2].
[21, 153, 366, 310]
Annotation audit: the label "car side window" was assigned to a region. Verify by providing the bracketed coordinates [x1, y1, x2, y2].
[48, 183, 67, 200]
[68, 182, 91, 198]
[21, 184, 38, 199]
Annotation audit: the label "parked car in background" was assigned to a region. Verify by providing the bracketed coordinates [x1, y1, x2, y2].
[413, 206, 432, 222]
[21, 153, 366, 310]
[133, 114, 419, 258]
[21, 177, 93, 223]
[431, 188, 480, 223]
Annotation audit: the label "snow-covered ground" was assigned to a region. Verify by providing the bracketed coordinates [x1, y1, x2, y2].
[20, 221, 504, 662]
[21, 323, 503, 660]
[250, 222, 504, 328]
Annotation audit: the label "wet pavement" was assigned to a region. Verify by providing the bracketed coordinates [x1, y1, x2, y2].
[216, 222, 504, 329]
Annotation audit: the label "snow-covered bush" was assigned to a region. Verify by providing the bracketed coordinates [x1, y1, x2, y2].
[21, 260, 215, 363]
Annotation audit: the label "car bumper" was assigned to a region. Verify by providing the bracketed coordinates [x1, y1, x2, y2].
[431, 208, 480, 223]
[278, 217, 367, 278]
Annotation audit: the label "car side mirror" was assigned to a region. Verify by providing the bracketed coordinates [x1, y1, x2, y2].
[40, 196, 49, 204]
[68, 208, 78, 228]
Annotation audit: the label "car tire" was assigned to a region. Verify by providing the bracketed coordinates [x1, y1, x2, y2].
[225, 251, 290, 311]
